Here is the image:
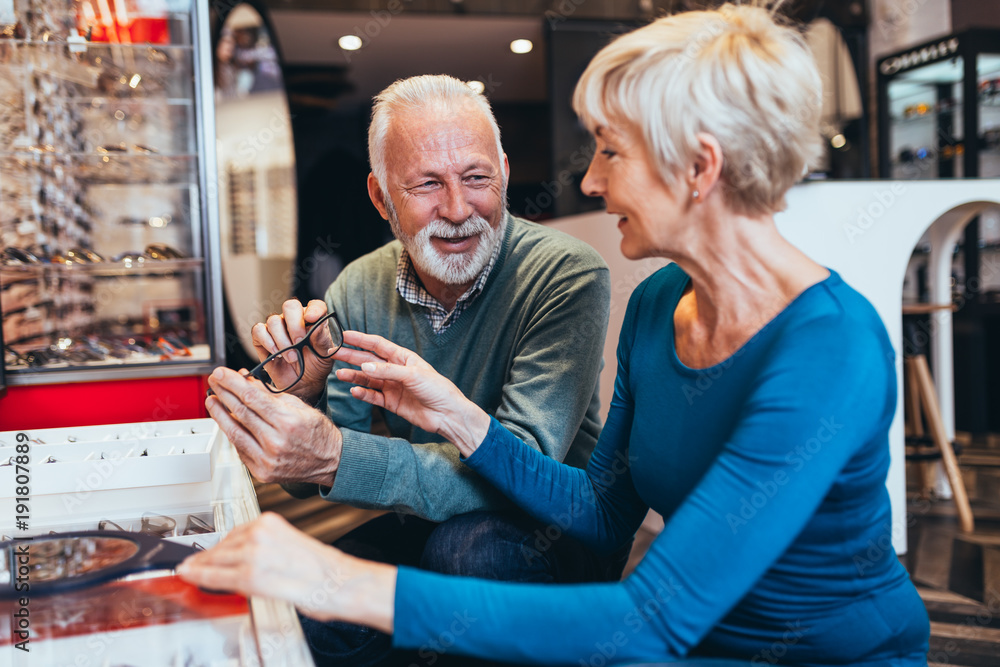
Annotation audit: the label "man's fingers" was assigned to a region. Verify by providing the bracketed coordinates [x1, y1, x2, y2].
[251, 322, 281, 360]
[304, 299, 328, 323]
[265, 313, 297, 363]
[282, 299, 307, 343]
[205, 396, 269, 472]
[208, 368, 283, 436]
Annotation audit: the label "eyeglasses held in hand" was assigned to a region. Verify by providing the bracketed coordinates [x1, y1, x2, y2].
[245, 311, 345, 393]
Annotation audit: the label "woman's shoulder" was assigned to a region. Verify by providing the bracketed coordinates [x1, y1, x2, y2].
[774, 270, 894, 363]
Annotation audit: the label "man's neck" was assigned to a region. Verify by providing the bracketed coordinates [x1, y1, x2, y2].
[414, 270, 475, 312]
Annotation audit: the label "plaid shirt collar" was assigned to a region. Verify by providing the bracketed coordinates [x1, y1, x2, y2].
[395, 229, 503, 335]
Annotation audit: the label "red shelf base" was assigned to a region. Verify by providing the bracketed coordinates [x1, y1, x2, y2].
[0, 375, 210, 430]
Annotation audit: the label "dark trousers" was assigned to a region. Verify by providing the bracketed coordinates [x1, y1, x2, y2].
[299, 509, 631, 667]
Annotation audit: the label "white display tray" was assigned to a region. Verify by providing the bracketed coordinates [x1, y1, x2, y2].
[0, 417, 314, 667]
[0, 418, 223, 498]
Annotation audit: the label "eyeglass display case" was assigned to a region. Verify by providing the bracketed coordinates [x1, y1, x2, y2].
[0, 0, 224, 387]
[0, 418, 314, 666]
[877, 29, 1000, 181]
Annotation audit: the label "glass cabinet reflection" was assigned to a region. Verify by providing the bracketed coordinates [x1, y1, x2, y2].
[0, 0, 222, 384]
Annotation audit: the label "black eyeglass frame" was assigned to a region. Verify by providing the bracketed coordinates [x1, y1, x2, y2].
[246, 311, 345, 394]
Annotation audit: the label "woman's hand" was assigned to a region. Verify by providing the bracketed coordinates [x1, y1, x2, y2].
[332, 331, 491, 457]
[177, 513, 396, 632]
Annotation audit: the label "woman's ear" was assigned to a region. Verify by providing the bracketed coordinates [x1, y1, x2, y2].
[689, 133, 723, 200]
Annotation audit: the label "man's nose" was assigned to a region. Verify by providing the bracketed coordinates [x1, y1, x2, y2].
[438, 183, 474, 223]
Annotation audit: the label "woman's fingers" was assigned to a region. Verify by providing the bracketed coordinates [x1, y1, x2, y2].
[349, 385, 386, 408]
[332, 346, 385, 368]
[341, 331, 415, 366]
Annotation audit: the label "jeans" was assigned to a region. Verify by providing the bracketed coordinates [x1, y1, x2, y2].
[299, 509, 631, 667]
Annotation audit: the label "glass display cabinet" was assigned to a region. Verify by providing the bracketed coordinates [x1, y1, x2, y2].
[877, 29, 1000, 181]
[0, 0, 223, 386]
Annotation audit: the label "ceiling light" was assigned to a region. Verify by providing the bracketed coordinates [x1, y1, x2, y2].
[830, 134, 847, 149]
[338, 35, 362, 51]
[510, 39, 533, 54]
[467, 80, 485, 94]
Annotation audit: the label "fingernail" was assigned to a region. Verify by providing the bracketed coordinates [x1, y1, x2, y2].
[362, 362, 375, 372]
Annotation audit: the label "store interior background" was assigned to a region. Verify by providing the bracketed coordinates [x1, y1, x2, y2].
[1, 0, 999, 662]
[221, 2, 1000, 663]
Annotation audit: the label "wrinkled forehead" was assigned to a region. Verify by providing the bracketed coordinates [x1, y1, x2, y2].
[385, 105, 500, 176]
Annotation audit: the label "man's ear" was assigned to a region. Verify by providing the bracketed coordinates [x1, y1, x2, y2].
[503, 153, 510, 183]
[367, 173, 390, 221]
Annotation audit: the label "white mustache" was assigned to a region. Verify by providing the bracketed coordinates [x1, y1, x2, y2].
[419, 216, 491, 241]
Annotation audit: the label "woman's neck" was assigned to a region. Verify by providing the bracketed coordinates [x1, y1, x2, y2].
[666, 205, 829, 368]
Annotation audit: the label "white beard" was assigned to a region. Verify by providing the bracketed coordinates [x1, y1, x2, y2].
[389, 208, 506, 286]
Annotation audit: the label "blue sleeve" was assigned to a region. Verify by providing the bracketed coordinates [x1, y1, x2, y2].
[393, 313, 896, 663]
[460, 284, 651, 554]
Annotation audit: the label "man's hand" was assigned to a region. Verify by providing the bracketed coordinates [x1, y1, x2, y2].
[206, 366, 342, 485]
[333, 331, 491, 457]
[252, 298, 334, 403]
[177, 513, 396, 632]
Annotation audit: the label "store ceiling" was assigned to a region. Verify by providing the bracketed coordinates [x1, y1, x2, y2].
[269, 11, 547, 103]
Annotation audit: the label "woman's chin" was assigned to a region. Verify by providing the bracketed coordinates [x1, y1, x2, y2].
[619, 240, 649, 261]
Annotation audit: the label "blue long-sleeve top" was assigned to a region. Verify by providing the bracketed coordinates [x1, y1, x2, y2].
[392, 265, 930, 665]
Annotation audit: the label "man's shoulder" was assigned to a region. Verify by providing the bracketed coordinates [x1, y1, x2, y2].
[507, 216, 608, 274]
[335, 240, 403, 285]
[325, 240, 401, 307]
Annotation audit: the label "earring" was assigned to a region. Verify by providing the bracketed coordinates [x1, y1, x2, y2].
[692, 190, 700, 200]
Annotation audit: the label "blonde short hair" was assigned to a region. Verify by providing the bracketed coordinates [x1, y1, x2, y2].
[368, 74, 505, 193]
[573, 3, 823, 215]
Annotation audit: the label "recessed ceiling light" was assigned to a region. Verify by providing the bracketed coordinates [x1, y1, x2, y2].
[510, 39, 533, 55]
[467, 80, 486, 94]
[339, 35, 362, 51]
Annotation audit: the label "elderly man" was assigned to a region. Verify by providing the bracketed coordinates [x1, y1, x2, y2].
[205, 74, 617, 665]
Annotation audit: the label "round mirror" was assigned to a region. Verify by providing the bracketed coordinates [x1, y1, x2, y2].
[212, 3, 297, 370]
[1, 536, 138, 586]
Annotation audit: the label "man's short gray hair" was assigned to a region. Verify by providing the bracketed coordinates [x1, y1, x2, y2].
[573, 3, 823, 216]
[368, 74, 505, 194]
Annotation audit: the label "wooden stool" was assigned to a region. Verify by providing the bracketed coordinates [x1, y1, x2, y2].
[904, 353, 975, 533]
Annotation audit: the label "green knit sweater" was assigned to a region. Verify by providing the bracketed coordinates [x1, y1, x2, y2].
[319, 214, 611, 521]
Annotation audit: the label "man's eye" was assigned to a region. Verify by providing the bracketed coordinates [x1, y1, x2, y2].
[601, 149, 616, 158]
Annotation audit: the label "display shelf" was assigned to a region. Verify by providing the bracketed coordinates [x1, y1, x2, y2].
[1, 0, 223, 387]
[0, 258, 203, 276]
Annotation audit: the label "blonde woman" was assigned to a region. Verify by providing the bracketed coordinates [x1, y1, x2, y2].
[181, 5, 930, 665]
